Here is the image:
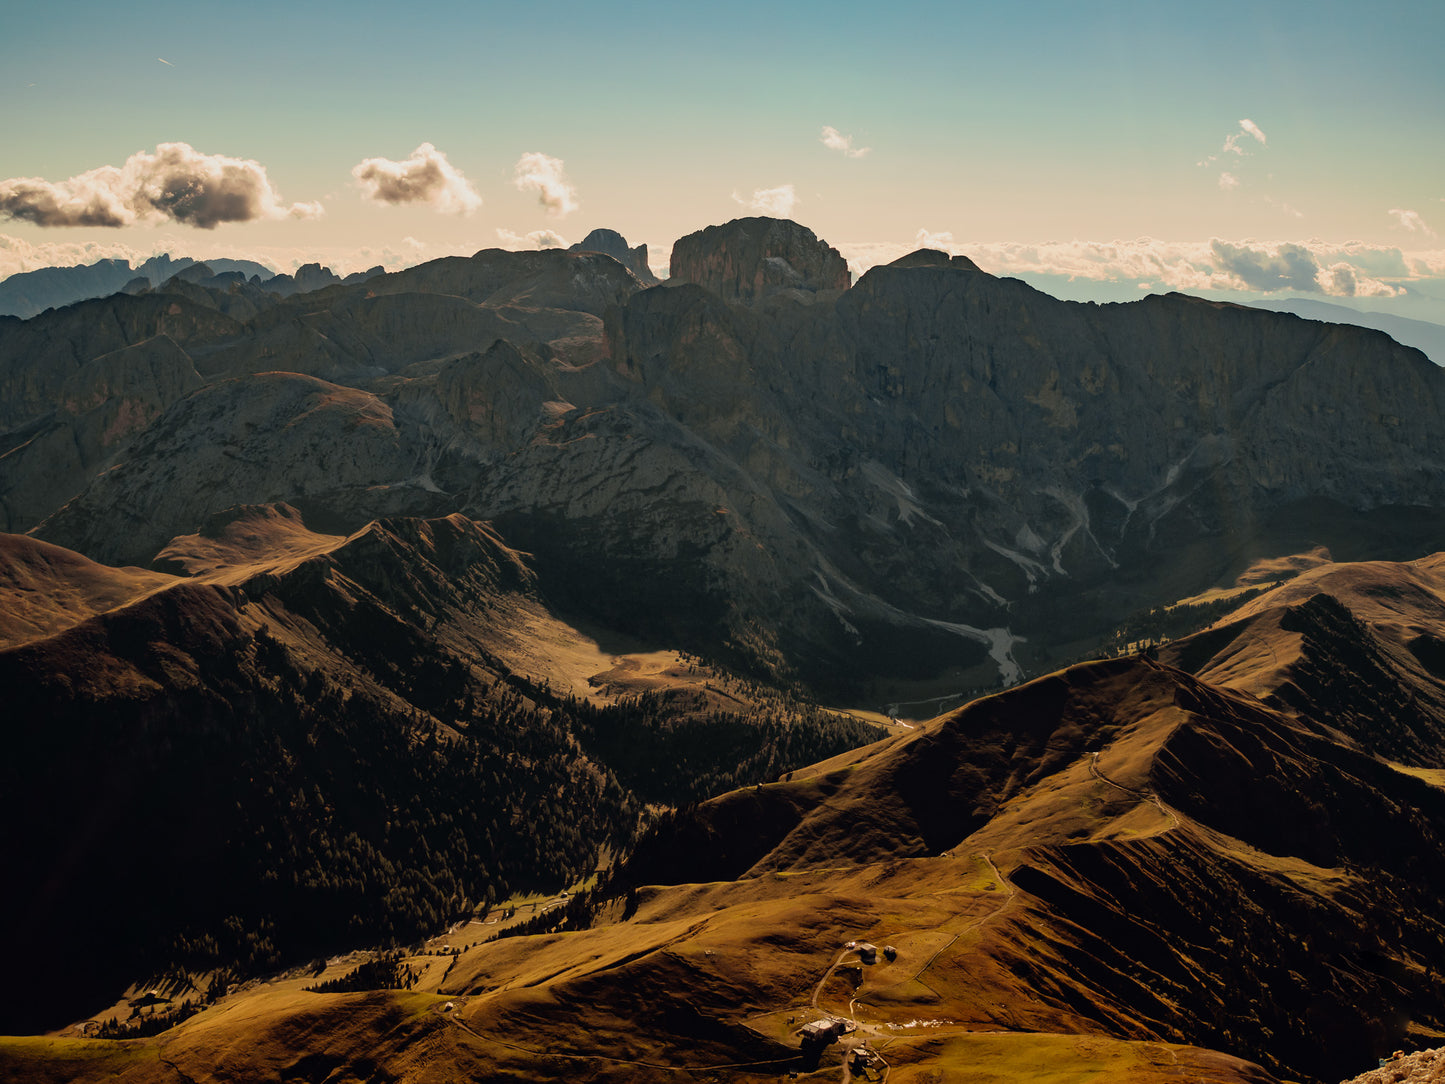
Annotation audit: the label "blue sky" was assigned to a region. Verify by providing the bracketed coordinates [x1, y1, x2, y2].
[2, 0, 1441, 306]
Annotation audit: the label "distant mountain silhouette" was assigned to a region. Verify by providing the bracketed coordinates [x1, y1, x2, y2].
[0, 254, 278, 318]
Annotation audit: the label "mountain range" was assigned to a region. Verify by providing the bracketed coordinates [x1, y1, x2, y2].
[6, 218, 1445, 698]
[0, 255, 278, 319]
[4, 216, 1445, 1081]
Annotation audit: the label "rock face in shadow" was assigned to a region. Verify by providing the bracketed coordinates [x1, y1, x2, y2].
[33, 372, 449, 565]
[4, 222, 1445, 692]
[669, 216, 851, 300]
[570, 228, 659, 285]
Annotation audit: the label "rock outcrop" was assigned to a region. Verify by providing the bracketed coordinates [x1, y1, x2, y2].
[34, 372, 443, 563]
[264, 261, 343, 297]
[668, 216, 850, 300]
[570, 228, 659, 285]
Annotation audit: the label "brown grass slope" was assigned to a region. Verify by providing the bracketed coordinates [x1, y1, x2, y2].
[0, 508, 880, 1043]
[13, 541, 1445, 1080]
[603, 553, 1445, 1083]
[0, 532, 178, 647]
[0, 508, 592, 1032]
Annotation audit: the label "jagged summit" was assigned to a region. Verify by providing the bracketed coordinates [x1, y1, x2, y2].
[569, 228, 658, 285]
[5, 213, 1445, 696]
[669, 216, 851, 300]
[0, 254, 277, 318]
[887, 247, 985, 272]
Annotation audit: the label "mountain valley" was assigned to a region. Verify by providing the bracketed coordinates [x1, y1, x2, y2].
[4, 217, 1445, 1081]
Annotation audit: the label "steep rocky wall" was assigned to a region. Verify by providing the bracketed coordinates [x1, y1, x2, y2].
[669, 217, 850, 300]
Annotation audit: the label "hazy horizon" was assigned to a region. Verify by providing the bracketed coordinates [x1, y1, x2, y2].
[3, 0, 1442, 308]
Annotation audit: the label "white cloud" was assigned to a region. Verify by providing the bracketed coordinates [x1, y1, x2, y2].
[1223, 118, 1268, 156]
[1388, 208, 1436, 236]
[351, 143, 482, 215]
[915, 228, 959, 252]
[732, 184, 798, 217]
[0, 143, 322, 230]
[1219, 172, 1240, 190]
[820, 126, 870, 158]
[495, 227, 568, 250]
[513, 152, 578, 217]
[0, 234, 147, 280]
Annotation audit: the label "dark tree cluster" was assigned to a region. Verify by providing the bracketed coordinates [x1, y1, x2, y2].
[566, 688, 886, 805]
[304, 952, 413, 993]
[1095, 586, 1272, 657]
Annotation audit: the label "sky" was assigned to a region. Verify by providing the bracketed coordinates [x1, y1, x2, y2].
[2, 0, 1442, 314]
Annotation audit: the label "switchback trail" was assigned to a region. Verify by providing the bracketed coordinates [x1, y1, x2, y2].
[1089, 752, 1180, 831]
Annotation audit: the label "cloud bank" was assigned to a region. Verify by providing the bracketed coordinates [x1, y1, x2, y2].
[821, 126, 869, 158]
[1209, 240, 1324, 292]
[733, 184, 798, 217]
[0, 143, 322, 229]
[513, 153, 578, 216]
[351, 143, 482, 214]
[835, 232, 1433, 299]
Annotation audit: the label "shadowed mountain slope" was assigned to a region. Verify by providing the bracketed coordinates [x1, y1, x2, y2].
[5, 219, 1445, 695]
[0, 510, 881, 1036]
[602, 553, 1445, 1083]
[19, 552, 1444, 1080]
[7, 219, 1445, 1079]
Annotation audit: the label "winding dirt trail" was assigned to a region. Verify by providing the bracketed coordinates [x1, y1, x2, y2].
[1090, 752, 1180, 831]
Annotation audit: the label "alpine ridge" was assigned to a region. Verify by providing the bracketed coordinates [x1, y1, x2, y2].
[5, 218, 1441, 695]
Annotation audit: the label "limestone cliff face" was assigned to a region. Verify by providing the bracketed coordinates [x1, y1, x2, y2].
[9, 226, 1445, 690]
[0, 336, 204, 528]
[35, 372, 444, 565]
[669, 217, 850, 300]
[433, 340, 559, 451]
[0, 293, 239, 432]
[569, 228, 659, 285]
[596, 247, 1445, 682]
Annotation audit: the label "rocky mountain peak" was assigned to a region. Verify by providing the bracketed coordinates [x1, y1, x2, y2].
[265, 262, 343, 298]
[569, 228, 659, 285]
[669, 216, 851, 301]
[887, 247, 984, 272]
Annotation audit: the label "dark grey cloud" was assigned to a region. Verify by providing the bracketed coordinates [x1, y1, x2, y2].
[0, 143, 322, 229]
[1209, 240, 1322, 292]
